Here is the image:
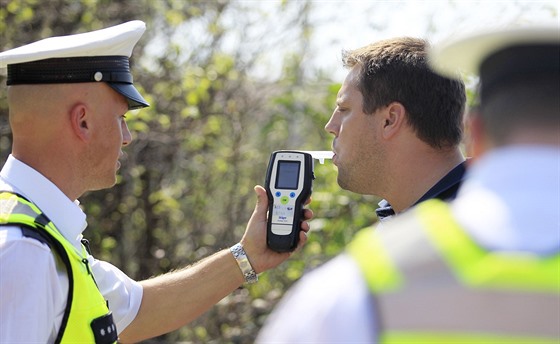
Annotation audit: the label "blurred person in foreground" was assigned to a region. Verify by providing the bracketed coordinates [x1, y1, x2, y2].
[0, 21, 311, 343]
[324, 37, 467, 223]
[257, 26, 559, 343]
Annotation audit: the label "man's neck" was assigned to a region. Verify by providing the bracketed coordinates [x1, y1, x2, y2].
[386, 148, 464, 214]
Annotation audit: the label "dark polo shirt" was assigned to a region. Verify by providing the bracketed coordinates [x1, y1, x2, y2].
[375, 161, 467, 221]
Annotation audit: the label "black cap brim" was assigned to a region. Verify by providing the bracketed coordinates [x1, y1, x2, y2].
[108, 83, 149, 110]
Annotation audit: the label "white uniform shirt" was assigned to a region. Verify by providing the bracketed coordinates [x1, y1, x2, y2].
[256, 145, 560, 343]
[0, 155, 143, 343]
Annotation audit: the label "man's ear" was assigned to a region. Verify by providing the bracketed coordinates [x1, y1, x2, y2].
[381, 102, 407, 140]
[69, 103, 91, 142]
[464, 109, 489, 164]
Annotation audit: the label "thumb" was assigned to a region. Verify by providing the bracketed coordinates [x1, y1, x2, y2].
[252, 185, 269, 220]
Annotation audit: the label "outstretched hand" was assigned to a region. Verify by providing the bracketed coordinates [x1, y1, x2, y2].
[240, 185, 312, 274]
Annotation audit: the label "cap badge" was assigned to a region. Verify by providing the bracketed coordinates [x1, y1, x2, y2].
[94, 71, 103, 82]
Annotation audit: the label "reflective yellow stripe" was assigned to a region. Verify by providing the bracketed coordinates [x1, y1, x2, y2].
[348, 199, 560, 343]
[347, 226, 402, 293]
[416, 200, 560, 292]
[0, 192, 42, 214]
[383, 331, 560, 344]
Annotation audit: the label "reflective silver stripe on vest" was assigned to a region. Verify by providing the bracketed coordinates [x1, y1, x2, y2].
[373, 211, 560, 339]
[0, 195, 43, 223]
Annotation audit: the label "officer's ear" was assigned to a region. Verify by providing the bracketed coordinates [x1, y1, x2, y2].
[69, 102, 91, 142]
[465, 107, 491, 164]
[381, 102, 406, 140]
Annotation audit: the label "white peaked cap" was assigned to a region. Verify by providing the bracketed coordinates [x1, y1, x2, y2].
[428, 25, 559, 101]
[428, 26, 560, 78]
[0, 20, 149, 109]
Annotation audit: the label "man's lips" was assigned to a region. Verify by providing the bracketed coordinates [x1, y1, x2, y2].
[117, 152, 125, 169]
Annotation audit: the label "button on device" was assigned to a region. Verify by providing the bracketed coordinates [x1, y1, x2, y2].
[289, 192, 296, 198]
[280, 196, 290, 205]
[275, 191, 281, 197]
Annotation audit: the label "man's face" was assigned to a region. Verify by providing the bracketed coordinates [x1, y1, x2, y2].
[324, 66, 387, 195]
[85, 83, 132, 190]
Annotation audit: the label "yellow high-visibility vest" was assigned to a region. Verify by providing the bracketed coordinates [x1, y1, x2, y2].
[0, 192, 117, 343]
[348, 199, 560, 343]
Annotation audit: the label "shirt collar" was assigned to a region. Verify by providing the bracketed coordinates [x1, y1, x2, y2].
[414, 161, 466, 205]
[0, 155, 87, 250]
[375, 161, 467, 221]
[375, 199, 395, 222]
[453, 145, 560, 254]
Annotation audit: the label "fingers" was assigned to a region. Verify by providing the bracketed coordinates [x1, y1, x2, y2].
[295, 228, 308, 251]
[303, 208, 313, 221]
[298, 208, 313, 235]
[299, 218, 310, 232]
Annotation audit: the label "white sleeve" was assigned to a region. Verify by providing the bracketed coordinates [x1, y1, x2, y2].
[89, 255, 143, 334]
[256, 253, 377, 343]
[0, 228, 66, 343]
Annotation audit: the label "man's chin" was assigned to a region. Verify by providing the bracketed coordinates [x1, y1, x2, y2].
[89, 177, 118, 192]
[337, 176, 363, 194]
[337, 176, 350, 191]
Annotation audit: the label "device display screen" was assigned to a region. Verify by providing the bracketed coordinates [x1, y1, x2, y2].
[275, 160, 300, 190]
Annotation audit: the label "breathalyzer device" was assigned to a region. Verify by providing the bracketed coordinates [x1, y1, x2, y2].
[265, 150, 314, 252]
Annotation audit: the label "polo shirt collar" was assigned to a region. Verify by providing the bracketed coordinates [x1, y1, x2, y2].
[375, 161, 467, 221]
[0, 155, 87, 251]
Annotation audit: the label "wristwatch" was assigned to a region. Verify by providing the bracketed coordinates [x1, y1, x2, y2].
[230, 243, 258, 284]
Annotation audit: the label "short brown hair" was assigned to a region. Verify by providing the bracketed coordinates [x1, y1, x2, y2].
[342, 37, 466, 149]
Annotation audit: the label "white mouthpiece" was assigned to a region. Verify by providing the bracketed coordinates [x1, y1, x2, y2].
[303, 151, 334, 164]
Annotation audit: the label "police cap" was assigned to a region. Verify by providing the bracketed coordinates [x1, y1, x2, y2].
[428, 26, 559, 101]
[0, 20, 149, 110]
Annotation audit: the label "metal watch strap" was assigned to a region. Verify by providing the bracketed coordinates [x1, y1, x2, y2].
[230, 243, 258, 284]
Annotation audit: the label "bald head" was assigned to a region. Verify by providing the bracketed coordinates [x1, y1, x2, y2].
[9, 84, 81, 131]
[8, 82, 122, 136]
